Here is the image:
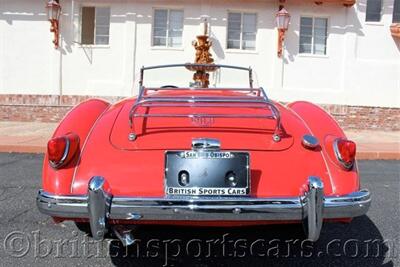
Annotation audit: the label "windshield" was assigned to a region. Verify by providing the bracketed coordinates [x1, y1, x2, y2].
[137, 64, 258, 89]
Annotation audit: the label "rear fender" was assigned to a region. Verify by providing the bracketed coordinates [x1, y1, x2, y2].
[287, 101, 359, 195]
[42, 99, 110, 194]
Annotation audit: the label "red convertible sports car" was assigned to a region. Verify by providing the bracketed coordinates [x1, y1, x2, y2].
[37, 64, 371, 245]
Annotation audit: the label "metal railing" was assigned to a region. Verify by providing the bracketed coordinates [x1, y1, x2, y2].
[138, 63, 254, 88]
[128, 64, 284, 142]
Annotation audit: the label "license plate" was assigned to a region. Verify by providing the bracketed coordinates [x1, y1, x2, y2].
[165, 151, 250, 196]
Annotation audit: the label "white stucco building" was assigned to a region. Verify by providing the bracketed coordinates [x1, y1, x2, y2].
[0, 0, 399, 129]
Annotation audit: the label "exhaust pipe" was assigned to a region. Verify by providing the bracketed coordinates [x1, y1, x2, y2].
[112, 225, 136, 247]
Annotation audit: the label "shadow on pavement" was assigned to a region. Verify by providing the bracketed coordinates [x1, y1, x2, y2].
[108, 215, 393, 266]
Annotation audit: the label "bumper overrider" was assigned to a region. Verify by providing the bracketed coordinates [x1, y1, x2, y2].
[37, 176, 371, 242]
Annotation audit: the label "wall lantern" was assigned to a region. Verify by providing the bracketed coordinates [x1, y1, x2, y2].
[45, 0, 61, 49]
[275, 7, 290, 57]
[391, 23, 400, 38]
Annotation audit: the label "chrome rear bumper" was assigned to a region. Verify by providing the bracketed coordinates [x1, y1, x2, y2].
[37, 176, 371, 241]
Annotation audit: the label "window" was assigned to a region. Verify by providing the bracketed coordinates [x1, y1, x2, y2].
[299, 17, 328, 55]
[153, 9, 184, 47]
[366, 0, 382, 22]
[80, 7, 110, 45]
[227, 12, 257, 50]
[394, 0, 400, 23]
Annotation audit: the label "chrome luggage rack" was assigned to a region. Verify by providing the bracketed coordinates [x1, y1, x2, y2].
[128, 64, 285, 142]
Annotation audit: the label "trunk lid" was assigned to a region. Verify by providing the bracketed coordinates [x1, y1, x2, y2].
[109, 91, 294, 151]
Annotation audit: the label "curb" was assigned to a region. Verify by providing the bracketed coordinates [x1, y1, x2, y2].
[0, 145, 45, 154]
[0, 144, 398, 160]
[356, 151, 400, 160]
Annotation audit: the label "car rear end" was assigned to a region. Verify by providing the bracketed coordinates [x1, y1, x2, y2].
[37, 87, 371, 243]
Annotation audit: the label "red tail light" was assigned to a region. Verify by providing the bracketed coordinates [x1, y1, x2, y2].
[334, 138, 356, 170]
[48, 136, 68, 163]
[47, 133, 79, 168]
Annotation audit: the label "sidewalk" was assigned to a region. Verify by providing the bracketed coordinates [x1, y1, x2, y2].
[0, 121, 398, 160]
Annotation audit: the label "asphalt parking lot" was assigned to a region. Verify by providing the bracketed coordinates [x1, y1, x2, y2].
[0, 153, 398, 266]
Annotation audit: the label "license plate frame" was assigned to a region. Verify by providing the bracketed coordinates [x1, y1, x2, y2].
[165, 151, 250, 196]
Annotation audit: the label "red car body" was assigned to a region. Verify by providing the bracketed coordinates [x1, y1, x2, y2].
[37, 64, 370, 244]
